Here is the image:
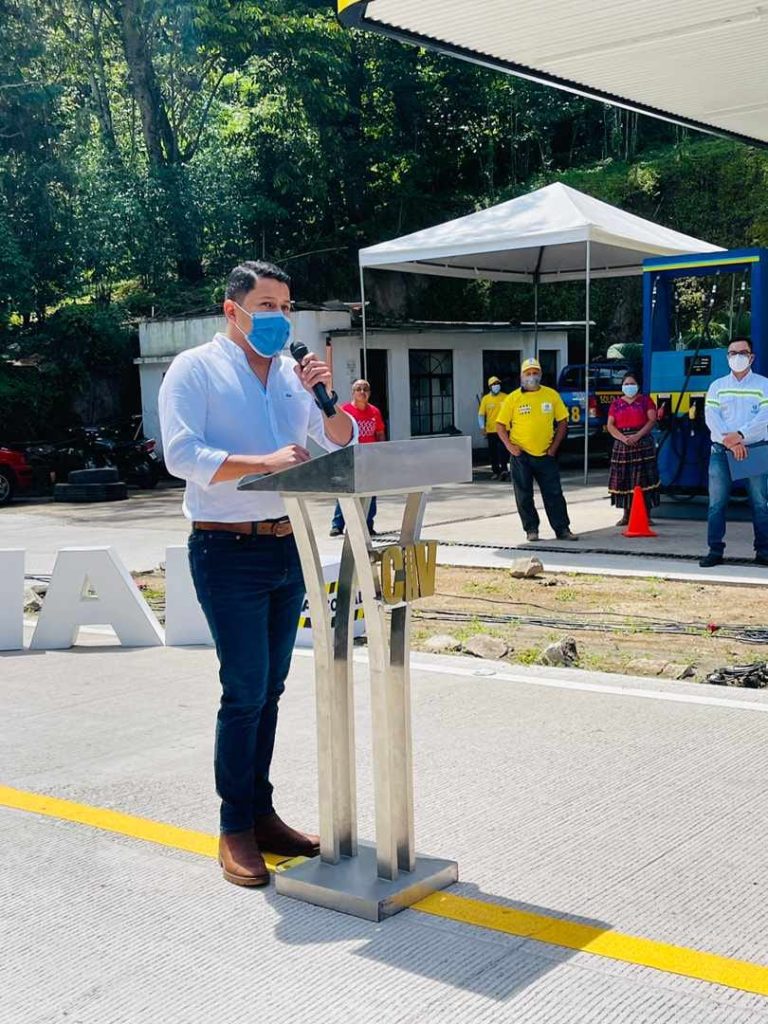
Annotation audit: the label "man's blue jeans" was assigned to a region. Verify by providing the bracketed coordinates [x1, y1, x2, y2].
[707, 443, 768, 557]
[188, 529, 306, 834]
[331, 496, 377, 532]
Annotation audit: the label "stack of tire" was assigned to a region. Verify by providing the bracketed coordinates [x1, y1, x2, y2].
[53, 467, 128, 503]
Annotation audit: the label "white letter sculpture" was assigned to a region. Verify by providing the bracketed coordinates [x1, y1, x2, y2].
[0, 549, 24, 651]
[31, 547, 164, 649]
[163, 545, 213, 647]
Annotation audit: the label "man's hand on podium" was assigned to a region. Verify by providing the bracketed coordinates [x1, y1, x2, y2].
[261, 445, 311, 473]
[210, 445, 310, 483]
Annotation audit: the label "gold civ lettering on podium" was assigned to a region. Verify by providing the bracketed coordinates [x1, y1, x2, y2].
[238, 438, 472, 920]
[379, 541, 437, 606]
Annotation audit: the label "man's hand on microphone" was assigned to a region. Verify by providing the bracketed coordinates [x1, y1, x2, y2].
[294, 351, 333, 395]
[293, 346, 354, 446]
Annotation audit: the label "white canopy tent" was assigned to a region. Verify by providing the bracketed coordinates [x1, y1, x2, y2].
[338, 0, 768, 148]
[357, 182, 722, 479]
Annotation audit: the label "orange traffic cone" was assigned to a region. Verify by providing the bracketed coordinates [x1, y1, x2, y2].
[622, 485, 657, 538]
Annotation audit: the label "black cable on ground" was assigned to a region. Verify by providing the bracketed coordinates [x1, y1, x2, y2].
[707, 662, 768, 687]
[413, 605, 768, 645]
[433, 592, 767, 634]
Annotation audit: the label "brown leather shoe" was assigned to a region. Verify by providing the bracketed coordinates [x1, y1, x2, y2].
[218, 830, 270, 887]
[253, 812, 320, 857]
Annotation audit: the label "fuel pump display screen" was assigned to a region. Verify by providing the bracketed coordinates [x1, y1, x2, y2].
[684, 355, 712, 376]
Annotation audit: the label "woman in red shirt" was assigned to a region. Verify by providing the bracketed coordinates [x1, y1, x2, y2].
[606, 372, 660, 526]
[329, 379, 386, 536]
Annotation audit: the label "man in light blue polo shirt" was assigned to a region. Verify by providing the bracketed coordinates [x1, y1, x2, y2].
[701, 337, 768, 567]
[159, 260, 355, 887]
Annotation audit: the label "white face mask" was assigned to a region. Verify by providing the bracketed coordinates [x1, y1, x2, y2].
[728, 352, 751, 373]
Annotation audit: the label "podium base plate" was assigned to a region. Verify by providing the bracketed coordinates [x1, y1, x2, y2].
[275, 842, 458, 922]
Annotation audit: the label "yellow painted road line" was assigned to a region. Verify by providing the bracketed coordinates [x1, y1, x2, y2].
[415, 893, 768, 998]
[0, 784, 291, 873]
[2, 784, 768, 996]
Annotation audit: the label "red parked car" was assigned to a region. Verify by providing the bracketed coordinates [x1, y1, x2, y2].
[0, 447, 33, 506]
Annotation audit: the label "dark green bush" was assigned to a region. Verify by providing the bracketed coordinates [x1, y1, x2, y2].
[0, 303, 137, 440]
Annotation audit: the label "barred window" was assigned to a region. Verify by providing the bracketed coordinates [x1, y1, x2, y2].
[409, 350, 454, 436]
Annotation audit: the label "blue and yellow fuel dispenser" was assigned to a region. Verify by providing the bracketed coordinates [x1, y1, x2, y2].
[642, 248, 768, 494]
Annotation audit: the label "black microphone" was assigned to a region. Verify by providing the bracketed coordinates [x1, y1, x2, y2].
[290, 340, 338, 417]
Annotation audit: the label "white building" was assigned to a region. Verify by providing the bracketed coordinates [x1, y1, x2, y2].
[136, 312, 569, 452]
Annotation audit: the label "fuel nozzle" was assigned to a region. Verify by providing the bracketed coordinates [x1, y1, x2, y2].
[688, 395, 706, 433]
[657, 395, 672, 426]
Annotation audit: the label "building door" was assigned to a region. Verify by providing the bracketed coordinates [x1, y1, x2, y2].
[359, 348, 389, 434]
[482, 350, 521, 397]
[538, 349, 559, 388]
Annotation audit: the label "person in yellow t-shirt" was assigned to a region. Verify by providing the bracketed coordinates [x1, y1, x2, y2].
[477, 376, 509, 479]
[496, 357, 578, 543]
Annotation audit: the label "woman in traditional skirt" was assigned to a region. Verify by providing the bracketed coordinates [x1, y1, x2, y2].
[606, 372, 660, 527]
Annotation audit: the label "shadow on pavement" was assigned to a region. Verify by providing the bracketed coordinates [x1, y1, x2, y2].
[269, 882, 610, 1001]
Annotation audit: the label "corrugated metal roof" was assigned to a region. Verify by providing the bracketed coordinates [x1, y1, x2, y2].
[339, 0, 768, 146]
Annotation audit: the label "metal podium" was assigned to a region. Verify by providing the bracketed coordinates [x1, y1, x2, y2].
[239, 437, 472, 920]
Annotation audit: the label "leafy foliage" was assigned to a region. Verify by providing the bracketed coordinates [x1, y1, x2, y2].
[1, 1, 767, 437]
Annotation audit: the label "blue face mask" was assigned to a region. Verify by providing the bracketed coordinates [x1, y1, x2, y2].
[234, 304, 292, 357]
[622, 383, 639, 398]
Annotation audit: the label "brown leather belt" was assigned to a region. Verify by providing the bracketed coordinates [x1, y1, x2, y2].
[192, 518, 293, 537]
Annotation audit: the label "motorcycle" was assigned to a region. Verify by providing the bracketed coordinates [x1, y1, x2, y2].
[67, 425, 162, 488]
[23, 440, 89, 492]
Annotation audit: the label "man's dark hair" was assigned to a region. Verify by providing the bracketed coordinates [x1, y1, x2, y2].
[225, 260, 291, 303]
[729, 336, 753, 351]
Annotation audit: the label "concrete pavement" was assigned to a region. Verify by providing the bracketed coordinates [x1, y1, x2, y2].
[2, 640, 768, 1022]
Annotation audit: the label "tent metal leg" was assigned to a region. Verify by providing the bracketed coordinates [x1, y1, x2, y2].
[360, 265, 368, 380]
[584, 239, 591, 485]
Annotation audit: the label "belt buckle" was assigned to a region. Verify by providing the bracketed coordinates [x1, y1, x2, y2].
[273, 518, 291, 538]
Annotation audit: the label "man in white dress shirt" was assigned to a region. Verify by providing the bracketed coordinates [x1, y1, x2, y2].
[159, 260, 355, 887]
[701, 336, 768, 567]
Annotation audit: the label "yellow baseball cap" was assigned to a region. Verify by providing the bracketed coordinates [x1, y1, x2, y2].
[521, 358, 541, 373]
[487, 376, 501, 386]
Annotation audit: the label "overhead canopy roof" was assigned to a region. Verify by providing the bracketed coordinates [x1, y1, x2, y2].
[359, 182, 722, 283]
[338, 0, 768, 147]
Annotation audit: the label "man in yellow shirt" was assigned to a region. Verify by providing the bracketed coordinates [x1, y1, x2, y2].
[496, 357, 578, 542]
[477, 376, 509, 479]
